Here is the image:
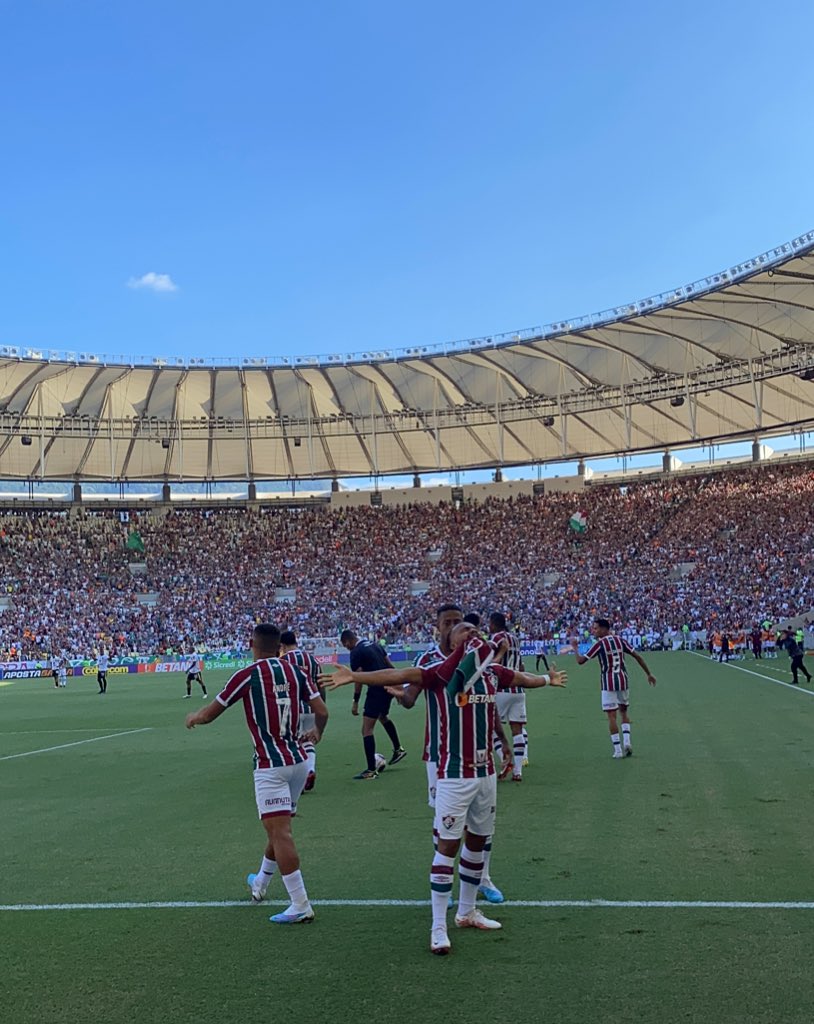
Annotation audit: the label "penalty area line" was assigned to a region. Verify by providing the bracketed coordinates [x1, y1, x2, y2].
[0, 727, 153, 761]
[4, 898, 814, 912]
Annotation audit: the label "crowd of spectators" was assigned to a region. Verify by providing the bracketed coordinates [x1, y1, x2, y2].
[0, 461, 812, 658]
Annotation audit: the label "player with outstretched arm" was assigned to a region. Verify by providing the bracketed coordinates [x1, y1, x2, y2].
[328, 622, 566, 955]
[186, 623, 328, 924]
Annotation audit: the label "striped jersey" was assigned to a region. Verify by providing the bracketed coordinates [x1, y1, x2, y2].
[414, 644, 445, 763]
[216, 658, 319, 768]
[584, 634, 634, 691]
[280, 648, 322, 711]
[490, 630, 523, 692]
[185, 655, 201, 675]
[420, 637, 515, 779]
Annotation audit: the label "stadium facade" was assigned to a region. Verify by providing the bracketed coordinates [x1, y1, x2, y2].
[1, 231, 813, 488]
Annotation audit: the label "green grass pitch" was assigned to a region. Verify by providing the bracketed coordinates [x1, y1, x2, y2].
[3, 653, 814, 1024]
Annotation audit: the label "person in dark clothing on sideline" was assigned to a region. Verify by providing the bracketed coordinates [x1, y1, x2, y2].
[778, 628, 812, 686]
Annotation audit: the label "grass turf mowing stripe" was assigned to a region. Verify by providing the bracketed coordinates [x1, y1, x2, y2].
[5, 898, 814, 911]
[0, 727, 152, 760]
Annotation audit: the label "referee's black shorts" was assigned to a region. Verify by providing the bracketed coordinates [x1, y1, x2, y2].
[363, 686, 393, 719]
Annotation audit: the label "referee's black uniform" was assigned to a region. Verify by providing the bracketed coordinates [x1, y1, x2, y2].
[779, 631, 812, 685]
[350, 640, 393, 719]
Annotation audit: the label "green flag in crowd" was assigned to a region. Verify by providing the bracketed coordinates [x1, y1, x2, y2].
[126, 531, 145, 553]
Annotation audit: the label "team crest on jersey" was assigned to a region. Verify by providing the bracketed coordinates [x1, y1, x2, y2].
[455, 692, 469, 708]
[442, 815, 456, 830]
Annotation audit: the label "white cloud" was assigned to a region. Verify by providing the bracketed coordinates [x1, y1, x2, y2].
[127, 272, 179, 293]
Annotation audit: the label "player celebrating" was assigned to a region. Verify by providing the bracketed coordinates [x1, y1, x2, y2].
[340, 629, 406, 779]
[406, 603, 509, 904]
[280, 630, 324, 791]
[489, 611, 527, 780]
[571, 617, 656, 758]
[185, 623, 328, 924]
[182, 650, 208, 699]
[329, 623, 566, 955]
[97, 650, 109, 694]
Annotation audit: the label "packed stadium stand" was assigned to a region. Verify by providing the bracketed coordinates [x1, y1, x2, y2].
[1, 460, 812, 658]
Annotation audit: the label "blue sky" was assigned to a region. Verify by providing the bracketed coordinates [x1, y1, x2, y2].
[2, 0, 813, 364]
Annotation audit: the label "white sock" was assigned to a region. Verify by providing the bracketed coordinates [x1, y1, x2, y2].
[303, 741, 316, 774]
[255, 856, 276, 893]
[611, 734, 622, 753]
[281, 869, 309, 912]
[481, 837, 493, 882]
[522, 727, 528, 759]
[622, 723, 631, 748]
[430, 853, 455, 928]
[457, 845, 484, 916]
[513, 735, 524, 776]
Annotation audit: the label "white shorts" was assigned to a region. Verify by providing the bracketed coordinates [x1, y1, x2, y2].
[496, 691, 527, 724]
[435, 775, 497, 840]
[253, 762, 309, 820]
[426, 760, 438, 808]
[601, 689, 629, 712]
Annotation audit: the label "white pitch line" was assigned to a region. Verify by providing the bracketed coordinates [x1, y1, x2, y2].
[0, 727, 152, 761]
[0, 729, 137, 736]
[3, 898, 814, 912]
[690, 652, 814, 696]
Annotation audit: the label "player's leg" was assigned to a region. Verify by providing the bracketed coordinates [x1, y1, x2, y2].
[431, 780, 470, 954]
[299, 711, 317, 790]
[254, 765, 314, 922]
[478, 835, 504, 903]
[455, 776, 501, 931]
[196, 672, 207, 697]
[354, 713, 379, 778]
[379, 715, 407, 765]
[510, 720, 525, 780]
[619, 702, 632, 755]
[790, 656, 800, 684]
[604, 702, 623, 757]
[184, 673, 192, 698]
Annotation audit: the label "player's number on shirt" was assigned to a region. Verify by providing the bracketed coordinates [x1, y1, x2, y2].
[277, 699, 292, 736]
[611, 652, 622, 673]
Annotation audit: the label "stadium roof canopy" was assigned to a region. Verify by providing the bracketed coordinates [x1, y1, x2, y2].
[3, 230, 814, 482]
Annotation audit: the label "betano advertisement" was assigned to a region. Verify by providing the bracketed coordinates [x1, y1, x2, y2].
[0, 652, 341, 680]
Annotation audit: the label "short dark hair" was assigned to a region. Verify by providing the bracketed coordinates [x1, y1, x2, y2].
[463, 612, 481, 627]
[489, 611, 507, 631]
[436, 603, 462, 620]
[340, 629, 357, 645]
[280, 630, 297, 646]
[252, 623, 281, 649]
[594, 617, 611, 630]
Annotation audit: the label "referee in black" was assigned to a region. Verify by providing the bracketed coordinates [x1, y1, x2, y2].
[779, 628, 812, 686]
[340, 630, 406, 779]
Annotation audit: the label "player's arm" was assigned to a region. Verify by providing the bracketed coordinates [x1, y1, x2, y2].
[185, 700, 227, 729]
[348, 650, 364, 708]
[387, 682, 422, 708]
[629, 651, 656, 686]
[329, 665, 424, 689]
[304, 694, 329, 743]
[570, 638, 589, 665]
[498, 665, 567, 689]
